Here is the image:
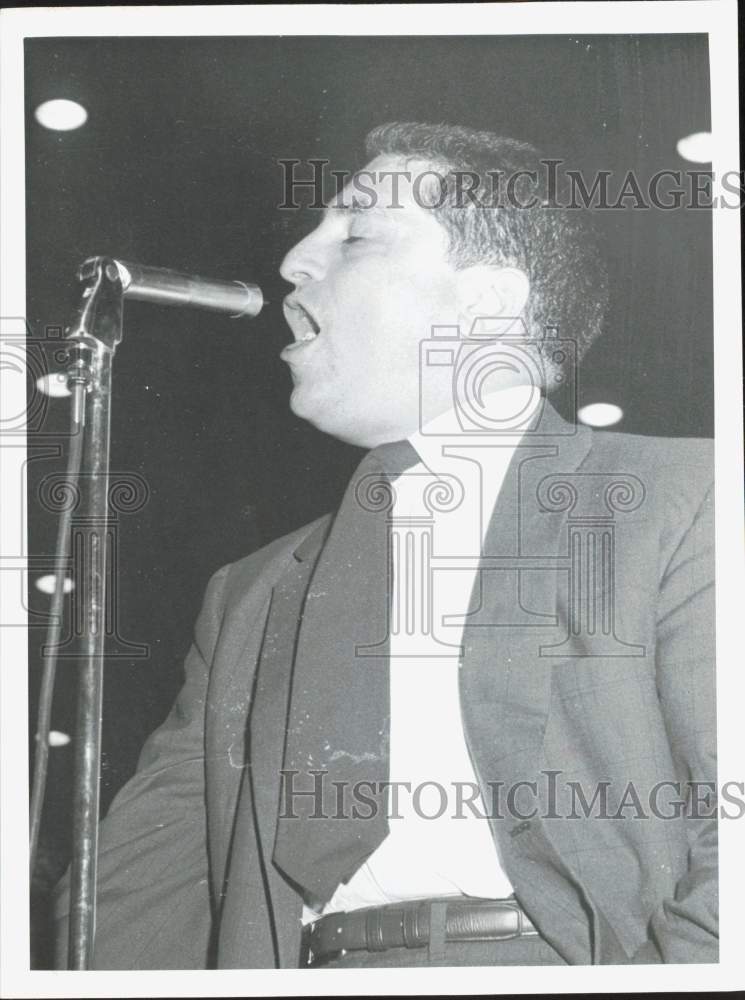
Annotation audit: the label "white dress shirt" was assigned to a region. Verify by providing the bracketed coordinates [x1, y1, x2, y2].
[303, 384, 541, 922]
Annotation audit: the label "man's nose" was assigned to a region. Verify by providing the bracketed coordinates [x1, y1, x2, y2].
[279, 231, 326, 286]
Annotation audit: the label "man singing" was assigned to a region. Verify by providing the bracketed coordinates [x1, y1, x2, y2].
[55, 122, 716, 968]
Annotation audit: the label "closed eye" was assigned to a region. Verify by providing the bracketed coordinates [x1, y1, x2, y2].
[343, 236, 365, 244]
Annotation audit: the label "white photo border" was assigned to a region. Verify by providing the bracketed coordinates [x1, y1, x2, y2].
[1, 2, 742, 996]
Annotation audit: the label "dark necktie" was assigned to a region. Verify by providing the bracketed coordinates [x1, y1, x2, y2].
[272, 439, 420, 905]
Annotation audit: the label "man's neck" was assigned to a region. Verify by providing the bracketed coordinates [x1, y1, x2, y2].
[408, 383, 542, 469]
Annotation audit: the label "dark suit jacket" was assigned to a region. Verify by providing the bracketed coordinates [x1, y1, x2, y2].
[54, 402, 717, 967]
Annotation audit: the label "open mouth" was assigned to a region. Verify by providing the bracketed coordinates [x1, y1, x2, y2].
[283, 297, 321, 345]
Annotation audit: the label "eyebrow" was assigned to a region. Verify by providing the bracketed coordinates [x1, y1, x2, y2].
[323, 204, 393, 222]
[325, 203, 390, 217]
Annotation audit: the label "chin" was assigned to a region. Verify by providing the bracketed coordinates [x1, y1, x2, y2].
[288, 396, 369, 447]
[288, 387, 339, 436]
[288, 384, 318, 421]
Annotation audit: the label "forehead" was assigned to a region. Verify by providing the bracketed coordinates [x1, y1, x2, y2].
[334, 154, 441, 214]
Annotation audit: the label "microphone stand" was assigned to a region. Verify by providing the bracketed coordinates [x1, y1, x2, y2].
[62, 256, 123, 969]
[44, 254, 262, 968]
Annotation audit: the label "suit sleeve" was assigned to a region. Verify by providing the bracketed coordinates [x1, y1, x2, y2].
[632, 479, 718, 963]
[53, 563, 231, 970]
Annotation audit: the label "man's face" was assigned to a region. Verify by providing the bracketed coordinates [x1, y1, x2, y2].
[279, 155, 460, 447]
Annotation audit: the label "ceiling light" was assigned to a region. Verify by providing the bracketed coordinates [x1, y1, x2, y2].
[577, 402, 623, 427]
[34, 99, 88, 132]
[35, 575, 74, 595]
[676, 132, 712, 163]
[36, 373, 71, 398]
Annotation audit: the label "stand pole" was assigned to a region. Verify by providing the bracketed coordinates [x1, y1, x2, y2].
[63, 258, 123, 969]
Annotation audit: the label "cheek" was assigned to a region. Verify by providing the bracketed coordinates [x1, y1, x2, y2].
[380, 282, 449, 358]
[333, 261, 453, 372]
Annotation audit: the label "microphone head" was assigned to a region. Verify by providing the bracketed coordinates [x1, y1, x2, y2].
[112, 259, 264, 317]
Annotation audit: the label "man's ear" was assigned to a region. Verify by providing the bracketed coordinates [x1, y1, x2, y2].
[455, 265, 530, 337]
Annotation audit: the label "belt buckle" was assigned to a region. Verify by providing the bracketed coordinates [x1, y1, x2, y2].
[300, 924, 343, 968]
[492, 899, 538, 940]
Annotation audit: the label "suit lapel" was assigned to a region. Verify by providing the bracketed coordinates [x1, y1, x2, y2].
[217, 518, 330, 967]
[460, 399, 590, 787]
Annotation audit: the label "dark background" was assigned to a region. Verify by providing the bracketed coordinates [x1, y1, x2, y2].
[25, 34, 712, 965]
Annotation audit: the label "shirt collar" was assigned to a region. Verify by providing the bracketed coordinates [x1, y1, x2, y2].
[407, 383, 542, 473]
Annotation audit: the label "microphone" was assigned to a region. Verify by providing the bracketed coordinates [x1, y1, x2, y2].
[110, 259, 264, 317]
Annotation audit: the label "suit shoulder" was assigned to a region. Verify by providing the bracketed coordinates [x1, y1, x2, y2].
[583, 429, 713, 516]
[214, 513, 332, 604]
[586, 429, 713, 479]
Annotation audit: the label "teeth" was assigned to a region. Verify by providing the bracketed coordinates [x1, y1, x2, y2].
[285, 299, 321, 344]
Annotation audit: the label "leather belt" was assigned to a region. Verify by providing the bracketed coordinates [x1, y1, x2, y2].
[301, 896, 538, 965]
